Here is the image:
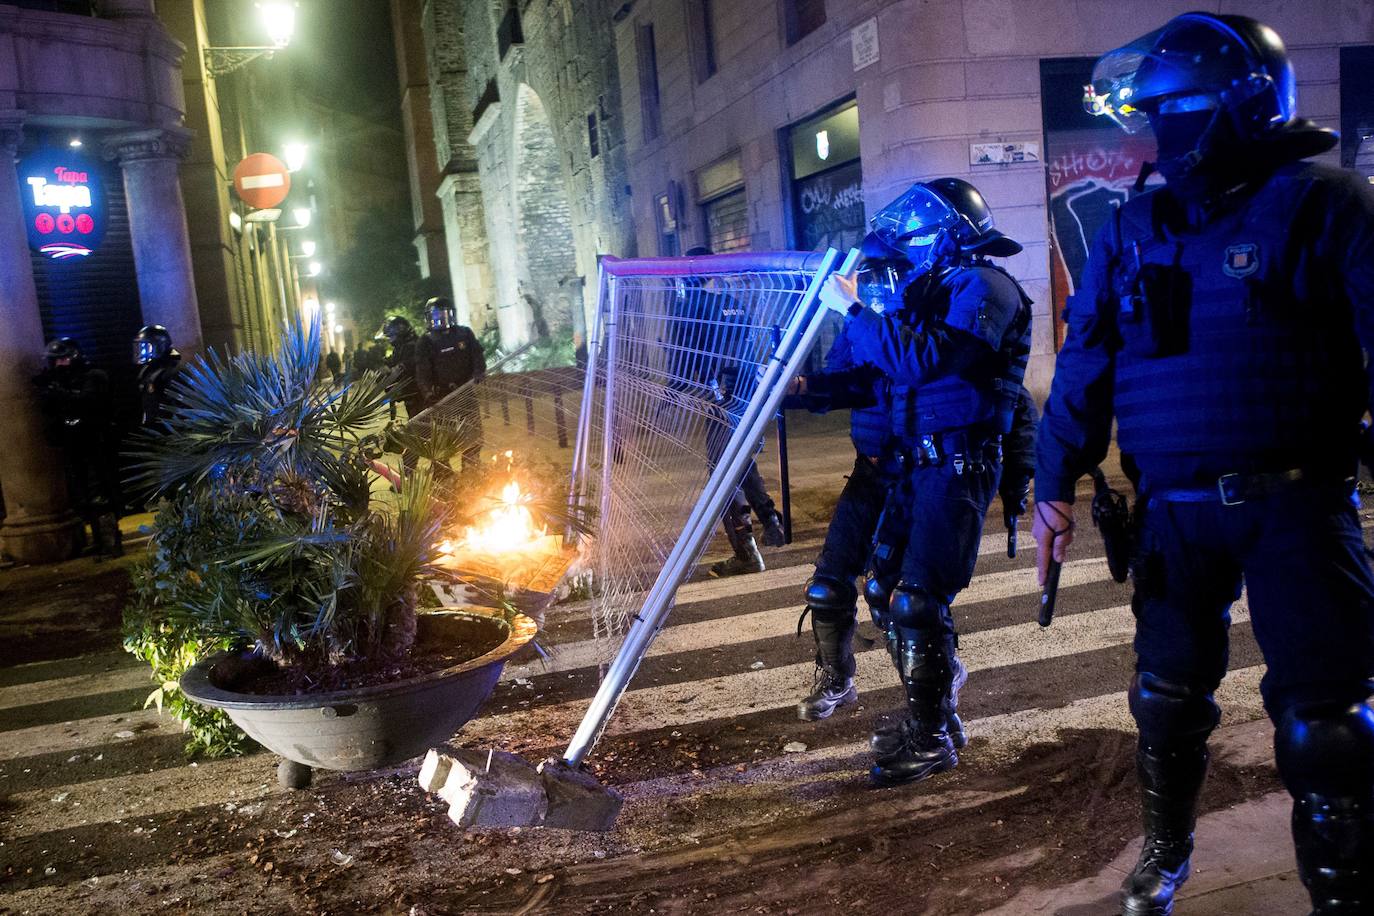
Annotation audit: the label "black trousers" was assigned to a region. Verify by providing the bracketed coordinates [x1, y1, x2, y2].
[1132, 484, 1374, 720]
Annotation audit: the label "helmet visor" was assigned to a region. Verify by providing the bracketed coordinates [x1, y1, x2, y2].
[1085, 15, 1282, 135]
[135, 340, 159, 364]
[869, 184, 956, 247]
[1083, 29, 1162, 134]
[429, 307, 455, 330]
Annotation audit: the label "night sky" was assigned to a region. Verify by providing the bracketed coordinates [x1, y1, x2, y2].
[289, 0, 401, 121]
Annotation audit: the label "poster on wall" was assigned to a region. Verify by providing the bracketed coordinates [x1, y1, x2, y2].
[1040, 59, 1160, 349]
[19, 149, 108, 260]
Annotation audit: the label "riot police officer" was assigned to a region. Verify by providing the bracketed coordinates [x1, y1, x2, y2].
[817, 178, 1033, 786]
[416, 297, 486, 471]
[786, 231, 917, 721]
[1033, 13, 1374, 914]
[35, 338, 122, 557]
[134, 324, 180, 428]
[381, 315, 424, 419]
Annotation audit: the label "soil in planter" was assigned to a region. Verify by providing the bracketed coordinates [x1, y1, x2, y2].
[224, 614, 511, 696]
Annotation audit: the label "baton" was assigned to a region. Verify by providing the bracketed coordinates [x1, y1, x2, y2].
[1006, 515, 1019, 558]
[1039, 557, 1062, 627]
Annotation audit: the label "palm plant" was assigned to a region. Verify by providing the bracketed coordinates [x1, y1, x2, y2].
[126, 320, 457, 678]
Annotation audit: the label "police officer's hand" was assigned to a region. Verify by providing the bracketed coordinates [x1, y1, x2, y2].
[819, 272, 860, 315]
[1031, 499, 1075, 586]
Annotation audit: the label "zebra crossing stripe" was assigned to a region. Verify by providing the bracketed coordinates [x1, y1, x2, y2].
[513, 557, 1117, 679]
[468, 596, 1252, 743]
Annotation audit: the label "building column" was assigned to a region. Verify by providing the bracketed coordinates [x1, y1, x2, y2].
[437, 170, 494, 335]
[0, 112, 83, 563]
[105, 127, 204, 355]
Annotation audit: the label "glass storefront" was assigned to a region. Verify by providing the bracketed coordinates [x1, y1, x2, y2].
[787, 100, 863, 253]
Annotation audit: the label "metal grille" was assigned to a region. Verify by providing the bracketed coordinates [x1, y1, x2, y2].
[562, 248, 855, 764]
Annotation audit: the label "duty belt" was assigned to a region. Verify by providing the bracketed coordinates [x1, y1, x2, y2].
[914, 430, 1003, 474]
[1148, 469, 1352, 506]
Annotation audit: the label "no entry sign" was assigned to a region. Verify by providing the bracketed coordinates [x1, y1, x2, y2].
[233, 153, 291, 210]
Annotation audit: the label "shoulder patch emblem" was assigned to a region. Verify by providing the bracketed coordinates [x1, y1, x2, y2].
[1222, 243, 1260, 279]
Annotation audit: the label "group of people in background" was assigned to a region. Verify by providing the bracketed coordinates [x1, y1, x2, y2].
[32, 324, 182, 559]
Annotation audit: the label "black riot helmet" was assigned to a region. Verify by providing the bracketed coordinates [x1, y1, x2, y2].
[1084, 13, 1334, 180]
[855, 231, 914, 312]
[380, 315, 414, 344]
[869, 178, 1022, 277]
[45, 337, 83, 368]
[134, 325, 174, 365]
[425, 297, 458, 331]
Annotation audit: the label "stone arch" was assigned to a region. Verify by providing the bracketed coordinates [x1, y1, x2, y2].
[511, 82, 578, 345]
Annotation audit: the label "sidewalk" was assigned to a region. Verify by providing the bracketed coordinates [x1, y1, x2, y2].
[985, 718, 1307, 916]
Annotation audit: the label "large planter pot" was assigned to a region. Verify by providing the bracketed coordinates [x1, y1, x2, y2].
[181, 610, 536, 785]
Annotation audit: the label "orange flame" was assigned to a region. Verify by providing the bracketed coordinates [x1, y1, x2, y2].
[446, 479, 546, 554]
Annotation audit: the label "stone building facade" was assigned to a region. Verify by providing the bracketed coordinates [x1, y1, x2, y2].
[417, 0, 635, 347]
[612, 0, 1374, 399]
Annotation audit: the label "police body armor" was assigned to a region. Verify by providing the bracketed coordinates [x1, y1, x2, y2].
[425, 326, 482, 397]
[1108, 162, 1365, 465]
[889, 263, 1033, 441]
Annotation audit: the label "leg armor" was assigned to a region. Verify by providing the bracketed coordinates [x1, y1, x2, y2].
[866, 574, 966, 755]
[1121, 673, 1222, 916]
[1275, 700, 1374, 914]
[870, 583, 962, 786]
[796, 576, 859, 721]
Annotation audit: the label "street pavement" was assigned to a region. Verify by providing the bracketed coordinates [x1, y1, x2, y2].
[0, 417, 1329, 913]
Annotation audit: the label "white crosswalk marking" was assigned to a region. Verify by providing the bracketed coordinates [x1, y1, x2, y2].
[0, 512, 1277, 856]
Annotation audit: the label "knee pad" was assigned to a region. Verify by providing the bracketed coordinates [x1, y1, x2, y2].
[1275, 700, 1374, 798]
[1129, 672, 1221, 750]
[888, 583, 950, 635]
[863, 575, 895, 629]
[804, 575, 857, 624]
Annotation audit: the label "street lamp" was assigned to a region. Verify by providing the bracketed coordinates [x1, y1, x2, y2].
[325, 301, 336, 315]
[308, 261, 323, 277]
[203, 1, 298, 77]
[283, 141, 307, 173]
[300, 239, 317, 258]
[292, 207, 313, 228]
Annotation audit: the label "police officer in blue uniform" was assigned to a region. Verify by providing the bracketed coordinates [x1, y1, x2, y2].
[817, 178, 1033, 785]
[786, 231, 918, 721]
[1033, 14, 1374, 914]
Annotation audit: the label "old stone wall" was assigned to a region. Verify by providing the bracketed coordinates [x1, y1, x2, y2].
[419, 0, 634, 347]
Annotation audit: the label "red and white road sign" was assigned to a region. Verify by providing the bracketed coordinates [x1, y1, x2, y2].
[232, 153, 292, 210]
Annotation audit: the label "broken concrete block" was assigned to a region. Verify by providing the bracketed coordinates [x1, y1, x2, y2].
[538, 758, 624, 832]
[430, 748, 549, 829]
[418, 745, 463, 793]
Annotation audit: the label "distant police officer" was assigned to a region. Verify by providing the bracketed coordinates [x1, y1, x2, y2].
[818, 178, 1033, 786]
[134, 325, 180, 428]
[676, 245, 786, 577]
[381, 315, 424, 419]
[1033, 13, 1374, 914]
[35, 338, 122, 557]
[416, 297, 486, 471]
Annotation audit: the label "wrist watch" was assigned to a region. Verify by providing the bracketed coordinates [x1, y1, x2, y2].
[846, 301, 865, 318]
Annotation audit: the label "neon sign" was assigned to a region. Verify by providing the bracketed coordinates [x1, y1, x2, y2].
[20, 149, 107, 259]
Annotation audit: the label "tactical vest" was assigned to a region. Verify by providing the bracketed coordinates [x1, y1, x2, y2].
[1107, 164, 1365, 460]
[890, 264, 1032, 440]
[425, 328, 479, 393]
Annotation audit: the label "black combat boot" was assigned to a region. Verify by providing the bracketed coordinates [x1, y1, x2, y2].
[870, 631, 959, 786]
[871, 643, 968, 756]
[797, 616, 858, 721]
[1121, 743, 1209, 916]
[760, 511, 786, 548]
[1290, 793, 1373, 914]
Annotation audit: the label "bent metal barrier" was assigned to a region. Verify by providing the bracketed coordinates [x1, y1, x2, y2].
[561, 247, 858, 767]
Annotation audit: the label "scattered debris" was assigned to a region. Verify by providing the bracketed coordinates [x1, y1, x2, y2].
[329, 849, 354, 868]
[749, 661, 765, 670]
[783, 742, 807, 753]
